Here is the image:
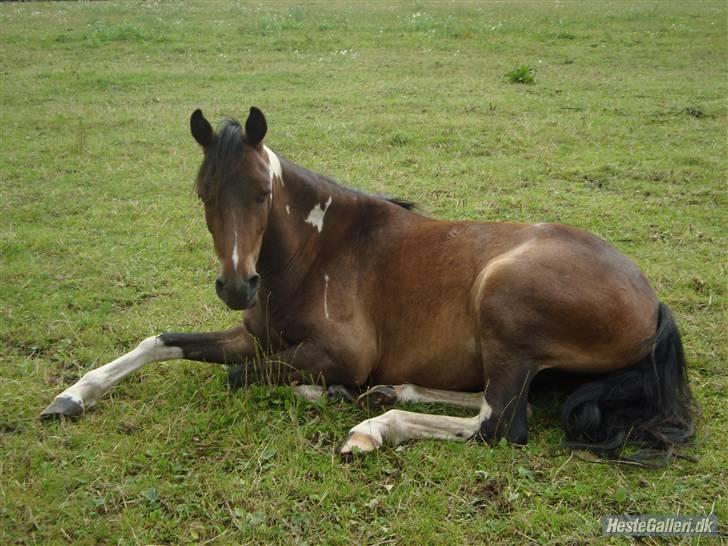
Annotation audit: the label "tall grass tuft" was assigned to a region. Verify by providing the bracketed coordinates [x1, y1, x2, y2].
[506, 65, 536, 84]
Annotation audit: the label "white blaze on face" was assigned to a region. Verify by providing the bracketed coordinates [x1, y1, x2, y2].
[323, 273, 330, 320]
[263, 145, 283, 186]
[231, 215, 239, 273]
[305, 196, 332, 233]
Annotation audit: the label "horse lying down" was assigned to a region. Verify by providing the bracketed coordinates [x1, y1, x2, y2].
[42, 107, 695, 464]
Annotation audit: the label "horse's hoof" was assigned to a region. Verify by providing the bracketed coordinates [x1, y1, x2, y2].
[40, 396, 83, 420]
[357, 385, 397, 410]
[338, 449, 356, 463]
[336, 432, 379, 460]
[327, 384, 355, 404]
[226, 365, 248, 390]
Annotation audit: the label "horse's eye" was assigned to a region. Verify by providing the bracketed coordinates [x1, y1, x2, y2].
[257, 191, 271, 203]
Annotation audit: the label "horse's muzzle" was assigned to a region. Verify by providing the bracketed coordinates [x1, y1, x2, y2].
[215, 274, 259, 310]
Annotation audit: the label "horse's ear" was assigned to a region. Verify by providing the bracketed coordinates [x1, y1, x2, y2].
[245, 107, 267, 146]
[190, 109, 213, 148]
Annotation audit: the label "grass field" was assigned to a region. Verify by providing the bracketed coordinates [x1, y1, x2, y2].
[1, 1, 726, 544]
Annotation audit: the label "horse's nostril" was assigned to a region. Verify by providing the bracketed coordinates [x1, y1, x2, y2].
[215, 277, 224, 293]
[247, 273, 260, 291]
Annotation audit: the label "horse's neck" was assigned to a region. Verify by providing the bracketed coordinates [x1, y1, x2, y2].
[257, 157, 353, 289]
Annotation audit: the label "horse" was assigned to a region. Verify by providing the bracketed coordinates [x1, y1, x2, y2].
[41, 107, 695, 464]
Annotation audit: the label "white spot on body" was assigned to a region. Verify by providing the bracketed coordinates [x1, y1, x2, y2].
[305, 196, 332, 233]
[323, 273, 330, 320]
[285, 205, 290, 215]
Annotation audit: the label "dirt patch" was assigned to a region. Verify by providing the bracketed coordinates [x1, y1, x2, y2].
[469, 477, 512, 513]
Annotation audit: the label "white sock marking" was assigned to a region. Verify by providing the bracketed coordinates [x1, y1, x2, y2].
[339, 391, 494, 455]
[305, 196, 333, 233]
[343, 409, 483, 453]
[45, 336, 183, 411]
[479, 394, 493, 421]
[393, 384, 484, 409]
[293, 384, 326, 402]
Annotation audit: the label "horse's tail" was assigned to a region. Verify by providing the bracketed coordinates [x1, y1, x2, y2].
[561, 302, 696, 466]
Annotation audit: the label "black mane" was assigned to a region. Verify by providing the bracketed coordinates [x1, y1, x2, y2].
[385, 196, 417, 210]
[194, 118, 244, 203]
[194, 117, 417, 211]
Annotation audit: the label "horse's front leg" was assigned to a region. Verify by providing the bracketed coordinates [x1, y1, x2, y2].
[227, 341, 362, 390]
[40, 325, 257, 419]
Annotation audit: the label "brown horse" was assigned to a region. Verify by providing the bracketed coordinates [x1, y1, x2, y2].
[41, 107, 695, 464]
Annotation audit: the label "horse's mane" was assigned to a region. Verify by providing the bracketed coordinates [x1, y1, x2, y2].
[385, 196, 417, 210]
[194, 118, 244, 203]
[195, 118, 416, 211]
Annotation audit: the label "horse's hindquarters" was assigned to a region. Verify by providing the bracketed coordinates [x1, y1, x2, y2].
[475, 226, 659, 374]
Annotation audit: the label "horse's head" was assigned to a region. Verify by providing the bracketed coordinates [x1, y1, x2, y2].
[190, 107, 280, 310]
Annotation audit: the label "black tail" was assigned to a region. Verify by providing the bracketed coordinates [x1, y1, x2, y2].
[561, 302, 696, 466]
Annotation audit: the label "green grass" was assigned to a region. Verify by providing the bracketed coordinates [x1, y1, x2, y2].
[506, 65, 536, 84]
[1, 1, 726, 544]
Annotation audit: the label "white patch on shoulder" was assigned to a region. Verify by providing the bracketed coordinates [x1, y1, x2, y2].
[305, 196, 332, 233]
[263, 145, 283, 186]
[323, 273, 330, 320]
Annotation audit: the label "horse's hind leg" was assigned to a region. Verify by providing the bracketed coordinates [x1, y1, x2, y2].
[337, 398, 492, 459]
[292, 384, 356, 403]
[476, 349, 536, 445]
[40, 326, 256, 419]
[335, 368, 536, 458]
[357, 384, 483, 410]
